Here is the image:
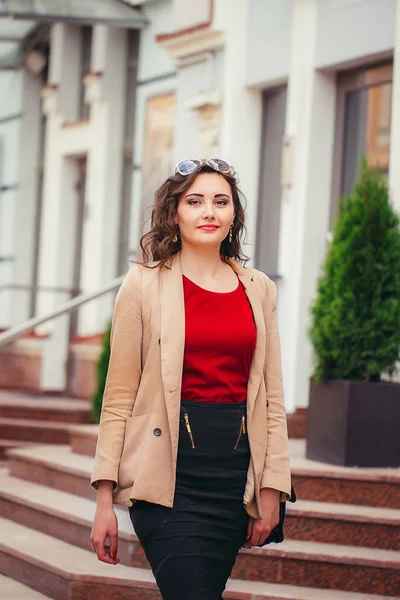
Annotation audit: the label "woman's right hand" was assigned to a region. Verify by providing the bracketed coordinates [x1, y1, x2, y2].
[90, 481, 120, 565]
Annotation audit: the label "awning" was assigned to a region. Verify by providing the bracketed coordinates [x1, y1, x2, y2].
[0, 0, 148, 28]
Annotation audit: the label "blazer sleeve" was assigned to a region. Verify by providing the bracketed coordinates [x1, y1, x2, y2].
[90, 264, 143, 489]
[260, 275, 292, 502]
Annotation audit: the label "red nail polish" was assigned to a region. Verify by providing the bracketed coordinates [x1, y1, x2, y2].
[111, 551, 117, 558]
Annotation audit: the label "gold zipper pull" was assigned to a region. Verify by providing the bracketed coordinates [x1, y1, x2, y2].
[234, 416, 246, 450]
[184, 412, 195, 448]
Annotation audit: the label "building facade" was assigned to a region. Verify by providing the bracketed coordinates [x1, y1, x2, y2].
[1, 0, 399, 411]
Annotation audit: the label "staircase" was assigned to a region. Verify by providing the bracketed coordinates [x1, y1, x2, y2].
[0, 395, 399, 599]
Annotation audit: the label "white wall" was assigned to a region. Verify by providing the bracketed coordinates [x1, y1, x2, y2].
[246, 0, 292, 87]
[316, 0, 396, 69]
[245, 0, 396, 90]
[174, 56, 224, 162]
[137, 0, 175, 81]
[172, 0, 210, 31]
[215, 0, 262, 262]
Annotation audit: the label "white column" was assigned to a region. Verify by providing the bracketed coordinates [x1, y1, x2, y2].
[216, 0, 262, 264]
[49, 23, 81, 122]
[9, 71, 42, 325]
[389, 0, 400, 211]
[277, 0, 336, 412]
[78, 27, 127, 335]
[36, 23, 82, 320]
[36, 24, 84, 391]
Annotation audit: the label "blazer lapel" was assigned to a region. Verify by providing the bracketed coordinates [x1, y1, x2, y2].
[160, 253, 185, 439]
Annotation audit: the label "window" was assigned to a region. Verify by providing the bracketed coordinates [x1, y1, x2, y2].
[331, 63, 392, 226]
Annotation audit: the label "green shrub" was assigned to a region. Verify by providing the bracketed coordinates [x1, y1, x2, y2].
[309, 157, 400, 382]
[92, 319, 112, 423]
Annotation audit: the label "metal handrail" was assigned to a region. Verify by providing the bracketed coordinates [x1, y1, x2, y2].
[0, 274, 125, 346]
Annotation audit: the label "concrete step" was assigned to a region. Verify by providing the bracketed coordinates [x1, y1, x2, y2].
[0, 391, 92, 423]
[1, 466, 399, 554]
[0, 574, 51, 599]
[0, 517, 395, 600]
[290, 439, 400, 509]
[69, 424, 98, 456]
[0, 418, 71, 444]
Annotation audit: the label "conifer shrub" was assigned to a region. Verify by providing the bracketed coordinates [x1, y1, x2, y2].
[309, 157, 400, 383]
[92, 319, 112, 423]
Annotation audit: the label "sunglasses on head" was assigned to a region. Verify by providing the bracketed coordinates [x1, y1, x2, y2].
[174, 158, 231, 176]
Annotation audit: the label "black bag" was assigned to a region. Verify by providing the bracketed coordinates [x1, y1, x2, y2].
[242, 484, 297, 547]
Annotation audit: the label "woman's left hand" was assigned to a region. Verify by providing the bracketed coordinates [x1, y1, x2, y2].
[245, 488, 280, 547]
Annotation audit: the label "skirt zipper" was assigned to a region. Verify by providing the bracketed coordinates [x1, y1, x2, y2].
[183, 412, 195, 448]
[234, 415, 246, 450]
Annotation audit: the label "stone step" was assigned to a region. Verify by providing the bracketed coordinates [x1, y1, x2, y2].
[3, 453, 400, 595]
[1, 466, 399, 554]
[0, 438, 34, 460]
[0, 574, 52, 599]
[287, 408, 307, 438]
[7, 444, 96, 500]
[290, 439, 400, 509]
[231, 538, 400, 596]
[0, 470, 145, 567]
[0, 517, 395, 600]
[286, 499, 400, 550]
[0, 418, 71, 444]
[0, 391, 92, 423]
[8, 440, 400, 517]
[69, 424, 98, 456]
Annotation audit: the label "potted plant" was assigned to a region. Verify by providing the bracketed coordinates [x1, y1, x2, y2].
[307, 158, 400, 467]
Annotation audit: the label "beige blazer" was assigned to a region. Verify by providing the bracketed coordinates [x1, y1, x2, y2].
[91, 252, 291, 520]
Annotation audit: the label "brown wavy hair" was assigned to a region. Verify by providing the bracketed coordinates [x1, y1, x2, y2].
[138, 164, 249, 270]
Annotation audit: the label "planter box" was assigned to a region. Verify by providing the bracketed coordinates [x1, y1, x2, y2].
[306, 379, 400, 468]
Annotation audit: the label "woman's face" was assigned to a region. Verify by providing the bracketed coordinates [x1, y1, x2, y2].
[175, 172, 235, 250]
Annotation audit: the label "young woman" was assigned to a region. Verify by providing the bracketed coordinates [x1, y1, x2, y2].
[90, 159, 292, 600]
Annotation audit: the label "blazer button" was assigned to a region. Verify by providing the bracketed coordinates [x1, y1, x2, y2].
[153, 428, 162, 437]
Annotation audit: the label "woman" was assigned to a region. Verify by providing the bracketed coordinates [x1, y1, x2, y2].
[90, 158, 291, 600]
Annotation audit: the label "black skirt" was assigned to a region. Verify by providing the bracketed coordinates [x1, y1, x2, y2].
[129, 400, 251, 600]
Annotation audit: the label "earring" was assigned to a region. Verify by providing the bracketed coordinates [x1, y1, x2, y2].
[229, 225, 233, 243]
[172, 232, 178, 243]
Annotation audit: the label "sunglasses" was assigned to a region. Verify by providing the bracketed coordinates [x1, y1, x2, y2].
[174, 158, 231, 176]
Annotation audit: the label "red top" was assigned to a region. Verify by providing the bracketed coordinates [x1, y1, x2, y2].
[181, 275, 257, 403]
